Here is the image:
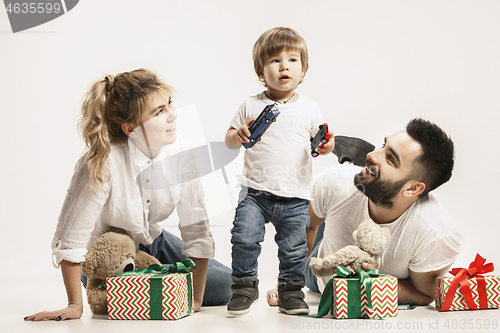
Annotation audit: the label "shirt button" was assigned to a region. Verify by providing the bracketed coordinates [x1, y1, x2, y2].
[148, 161, 151, 164]
[146, 179, 150, 183]
[146, 199, 150, 204]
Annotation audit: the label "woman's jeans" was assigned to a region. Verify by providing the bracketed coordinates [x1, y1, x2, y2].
[81, 229, 232, 306]
[230, 186, 310, 284]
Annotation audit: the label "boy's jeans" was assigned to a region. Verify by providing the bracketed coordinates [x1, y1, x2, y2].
[230, 186, 309, 284]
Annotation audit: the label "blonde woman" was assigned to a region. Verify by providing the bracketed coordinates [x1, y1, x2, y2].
[25, 69, 231, 321]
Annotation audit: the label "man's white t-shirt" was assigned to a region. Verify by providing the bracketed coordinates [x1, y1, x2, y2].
[230, 92, 324, 200]
[310, 164, 462, 292]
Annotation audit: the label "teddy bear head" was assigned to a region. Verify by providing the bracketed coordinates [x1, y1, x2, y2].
[81, 231, 137, 280]
[352, 219, 391, 255]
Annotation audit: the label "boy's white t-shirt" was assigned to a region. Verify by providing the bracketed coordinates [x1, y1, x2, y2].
[310, 164, 462, 292]
[230, 92, 324, 200]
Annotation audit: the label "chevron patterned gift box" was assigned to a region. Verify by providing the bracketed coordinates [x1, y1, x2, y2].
[332, 275, 398, 319]
[434, 254, 500, 312]
[106, 264, 194, 320]
[435, 275, 500, 311]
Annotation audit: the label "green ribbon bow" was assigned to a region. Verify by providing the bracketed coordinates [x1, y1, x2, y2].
[317, 266, 380, 318]
[104, 259, 196, 319]
[114, 259, 196, 277]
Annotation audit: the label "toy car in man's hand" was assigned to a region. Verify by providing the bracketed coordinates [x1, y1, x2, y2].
[310, 123, 330, 157]
[243, 104, 280, 149]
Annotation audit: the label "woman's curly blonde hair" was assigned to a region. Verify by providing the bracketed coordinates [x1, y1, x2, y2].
[78, 69, 173, 192]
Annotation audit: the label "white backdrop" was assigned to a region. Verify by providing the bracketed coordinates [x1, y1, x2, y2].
[1, 0, 499, 316]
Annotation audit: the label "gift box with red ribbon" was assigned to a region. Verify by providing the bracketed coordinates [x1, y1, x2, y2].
[106, 260, 195, 320]
[435, 254, 500, 311]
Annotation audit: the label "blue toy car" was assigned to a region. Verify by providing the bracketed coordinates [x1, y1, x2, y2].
[243, 104, 280, 149]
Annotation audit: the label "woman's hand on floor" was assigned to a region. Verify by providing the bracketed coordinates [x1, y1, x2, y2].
[24, 303, 83, 321]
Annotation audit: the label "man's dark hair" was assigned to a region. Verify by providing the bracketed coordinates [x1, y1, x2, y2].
[406, 118, 455, 196]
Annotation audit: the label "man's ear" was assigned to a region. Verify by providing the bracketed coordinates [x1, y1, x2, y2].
[403, 181, 425, 198]
[121, 123, 137, 138]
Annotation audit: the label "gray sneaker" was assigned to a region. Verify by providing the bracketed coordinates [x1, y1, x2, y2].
[227, 277, 259, 315]
[332, 135, 375, 166]
[278, 281, 309, 315]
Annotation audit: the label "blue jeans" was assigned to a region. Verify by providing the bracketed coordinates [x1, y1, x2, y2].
[304, 222, 325, 293]
[81, 229, 232, 306]
[230, 187, 310, 284]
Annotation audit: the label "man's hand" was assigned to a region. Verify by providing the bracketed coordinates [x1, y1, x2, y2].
[361, 262, 375, 270]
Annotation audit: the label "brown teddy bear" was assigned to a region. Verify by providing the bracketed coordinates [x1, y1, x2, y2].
[81, 228, 161, 314]
[309, 219, 391, 277]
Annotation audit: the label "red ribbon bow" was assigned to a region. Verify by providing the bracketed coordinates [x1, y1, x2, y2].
[439, 254, 494, 312]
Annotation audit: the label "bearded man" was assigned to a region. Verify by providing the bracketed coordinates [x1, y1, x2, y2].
[299, 118, 461, 305]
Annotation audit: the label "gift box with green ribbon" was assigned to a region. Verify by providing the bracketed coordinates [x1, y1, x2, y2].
[435, 254, 500, 311]
[317, 266, 398, 319]
[106, 259, 195, 320]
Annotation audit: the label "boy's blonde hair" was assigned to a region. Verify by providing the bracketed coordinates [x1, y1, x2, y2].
[252, 27, 309, 78]
[78, 68, 173, 192]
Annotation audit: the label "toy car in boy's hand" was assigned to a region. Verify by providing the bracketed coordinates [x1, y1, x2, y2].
[310, 123, 330, 157]
[243, 104, 280, 149]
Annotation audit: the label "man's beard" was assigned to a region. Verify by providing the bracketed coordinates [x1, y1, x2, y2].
[354, 162, 409, 209]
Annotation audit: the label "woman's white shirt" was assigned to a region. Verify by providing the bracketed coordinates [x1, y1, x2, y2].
[52, 136, 214, 267]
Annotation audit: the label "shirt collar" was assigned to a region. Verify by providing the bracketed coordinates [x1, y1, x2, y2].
[128, 140, 166, 169]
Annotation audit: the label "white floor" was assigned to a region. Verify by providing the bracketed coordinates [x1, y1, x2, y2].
[8, 285, 500, 333]
[2, 1, 500, 331]
[3, 210, 498, 333]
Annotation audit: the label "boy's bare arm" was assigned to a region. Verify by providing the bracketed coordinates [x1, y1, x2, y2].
[225, 127, 242, 148]
[225, 120, 254, 149]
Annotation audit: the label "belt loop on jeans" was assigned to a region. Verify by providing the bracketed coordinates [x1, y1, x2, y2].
[248, 187, 273, 197]
[139, 243, 152, 255]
